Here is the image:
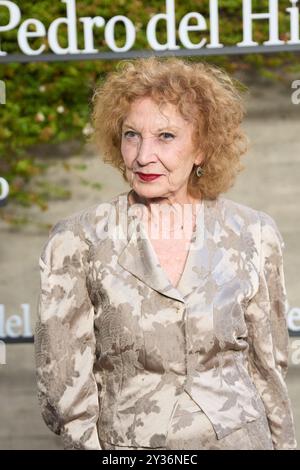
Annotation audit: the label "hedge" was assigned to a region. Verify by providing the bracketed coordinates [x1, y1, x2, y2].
[0, 0, 299, 222]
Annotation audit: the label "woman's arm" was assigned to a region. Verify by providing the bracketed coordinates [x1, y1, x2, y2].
[34, 220, 101, 450]
[244, 211, 297, 450]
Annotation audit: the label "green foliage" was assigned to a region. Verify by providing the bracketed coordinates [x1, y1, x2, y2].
[0, 0, 299, 221]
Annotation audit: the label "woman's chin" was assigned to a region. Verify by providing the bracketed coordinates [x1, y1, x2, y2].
[133, 182, 166, 199]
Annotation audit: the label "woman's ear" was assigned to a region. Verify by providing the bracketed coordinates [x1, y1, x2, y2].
[193, 149, 205, 166]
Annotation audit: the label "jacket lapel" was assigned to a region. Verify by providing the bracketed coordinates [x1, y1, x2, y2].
[117, 192, 223, 303]
[117, 204, 185, 303]
[176, 197, 221, 299]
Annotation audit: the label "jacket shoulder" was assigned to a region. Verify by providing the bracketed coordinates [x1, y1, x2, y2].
[218, 196, 260, 224]
[40, 193, 122, 266]
[258, 209, 285, 251]
[219, 197, 284, 249]
[48, 193, 121, 238]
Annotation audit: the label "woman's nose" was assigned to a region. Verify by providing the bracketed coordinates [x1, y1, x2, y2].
[136, 136, 158, 165]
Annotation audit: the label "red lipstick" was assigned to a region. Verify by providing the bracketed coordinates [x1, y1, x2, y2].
[136, 172, 162, 182]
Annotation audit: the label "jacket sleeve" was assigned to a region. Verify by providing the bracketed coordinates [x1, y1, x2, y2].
[244, 210, 297, 450]
[34, 220, 102, 450]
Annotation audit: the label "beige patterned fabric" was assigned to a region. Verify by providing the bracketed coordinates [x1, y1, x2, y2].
[35, 190, 297, 450]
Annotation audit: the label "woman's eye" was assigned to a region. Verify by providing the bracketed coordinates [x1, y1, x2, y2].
[124, 131, 137, 138]
[161, 132, 174, 140]
[123, 131, 174, 140]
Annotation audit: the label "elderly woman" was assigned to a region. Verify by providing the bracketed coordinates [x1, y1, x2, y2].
[35, 57, 297, 450]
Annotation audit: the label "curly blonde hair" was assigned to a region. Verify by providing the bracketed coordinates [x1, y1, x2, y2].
[90, 56, 249, 200]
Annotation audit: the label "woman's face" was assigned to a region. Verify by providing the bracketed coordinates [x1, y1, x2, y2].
[121, 96, 204, 203]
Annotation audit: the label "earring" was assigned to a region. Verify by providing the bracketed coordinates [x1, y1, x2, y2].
[195, 165, 205, 177]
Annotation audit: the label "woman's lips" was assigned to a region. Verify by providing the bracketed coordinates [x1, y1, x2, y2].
[135, 172, 162, 182]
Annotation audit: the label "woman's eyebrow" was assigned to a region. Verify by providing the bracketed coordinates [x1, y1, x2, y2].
[122, 123, 180, 131]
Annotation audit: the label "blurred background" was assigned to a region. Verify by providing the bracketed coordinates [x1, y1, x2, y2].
[0, 0, 299, 449]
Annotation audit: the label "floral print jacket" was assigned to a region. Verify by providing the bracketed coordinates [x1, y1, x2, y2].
[35, 191, 297, 450]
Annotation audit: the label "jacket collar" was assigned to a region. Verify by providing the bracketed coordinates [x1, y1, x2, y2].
[117, 191, 221, 304]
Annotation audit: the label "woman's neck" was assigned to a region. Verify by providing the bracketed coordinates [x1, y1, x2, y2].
[128, 189, 201, 237]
